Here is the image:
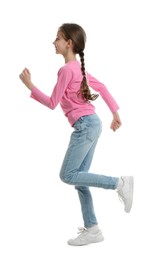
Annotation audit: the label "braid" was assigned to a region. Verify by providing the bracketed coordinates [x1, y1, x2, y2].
[78, 51, 99, 101]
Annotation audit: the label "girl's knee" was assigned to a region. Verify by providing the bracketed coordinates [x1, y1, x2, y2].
[60, 171, 72, 184]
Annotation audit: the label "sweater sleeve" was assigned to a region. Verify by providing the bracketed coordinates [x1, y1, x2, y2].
[30, 66, 72, 110]
[87, 73, 119, 113]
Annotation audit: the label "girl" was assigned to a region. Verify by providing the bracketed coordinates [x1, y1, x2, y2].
[19, 23, 134, 246]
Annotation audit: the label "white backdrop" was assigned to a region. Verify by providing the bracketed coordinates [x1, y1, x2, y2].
[0, 0, 152, 259]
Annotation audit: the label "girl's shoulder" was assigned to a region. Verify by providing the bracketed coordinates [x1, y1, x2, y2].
[58, 60, 80, 74]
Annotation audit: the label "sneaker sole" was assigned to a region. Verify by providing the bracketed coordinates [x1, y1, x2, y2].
[125, 176, 134, 213]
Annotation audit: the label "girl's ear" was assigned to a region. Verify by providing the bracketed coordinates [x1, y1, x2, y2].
[67, 39, 73, 48]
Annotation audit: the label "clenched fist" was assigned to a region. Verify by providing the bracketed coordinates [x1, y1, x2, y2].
[19, 68, 34, 90]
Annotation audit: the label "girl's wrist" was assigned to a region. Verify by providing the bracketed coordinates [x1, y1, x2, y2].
[112, 111, 118, 117]
[26, 82, 34, 91]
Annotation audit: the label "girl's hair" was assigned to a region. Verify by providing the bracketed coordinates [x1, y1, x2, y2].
[59, 23, 99, 102]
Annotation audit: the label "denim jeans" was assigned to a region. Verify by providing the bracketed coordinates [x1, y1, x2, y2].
[59, 114, 119, 228]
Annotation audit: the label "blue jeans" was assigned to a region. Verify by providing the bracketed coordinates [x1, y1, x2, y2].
[59, 114, 119, 228]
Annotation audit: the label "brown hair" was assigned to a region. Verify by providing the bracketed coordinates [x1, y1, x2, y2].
[59, 23, 99, 102]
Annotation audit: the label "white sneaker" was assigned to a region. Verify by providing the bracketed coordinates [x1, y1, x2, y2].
[67, 226, 104, 246]
[117, 176, 134, 213]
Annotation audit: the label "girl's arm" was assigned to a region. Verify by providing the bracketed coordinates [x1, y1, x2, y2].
[87, 73, 122, 131]
[19, 67, 72, 110]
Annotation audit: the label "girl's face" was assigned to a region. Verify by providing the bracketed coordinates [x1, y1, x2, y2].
[53, 31, 69, 56]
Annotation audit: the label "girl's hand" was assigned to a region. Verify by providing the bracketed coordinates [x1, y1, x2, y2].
[19, 68, 34, 90]
[110, 112, 122, 132]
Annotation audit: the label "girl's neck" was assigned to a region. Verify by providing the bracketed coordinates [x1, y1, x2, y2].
[65, 58, 77, 64]
[64, 52, 77, 63]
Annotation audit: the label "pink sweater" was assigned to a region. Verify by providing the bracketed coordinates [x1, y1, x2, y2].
[31, 60, 119, 126]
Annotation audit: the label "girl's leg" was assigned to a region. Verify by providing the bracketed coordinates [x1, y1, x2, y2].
[75, 186, 97, 227]
[75, 138, 100, 228]
[59, 114, 119, 189]
[75, 139, 97, 228]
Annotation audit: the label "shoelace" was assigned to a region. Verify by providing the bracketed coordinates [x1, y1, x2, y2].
[77, 227, 86, 234]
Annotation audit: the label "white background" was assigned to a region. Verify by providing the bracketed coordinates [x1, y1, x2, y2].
[0, 0, 152, 259]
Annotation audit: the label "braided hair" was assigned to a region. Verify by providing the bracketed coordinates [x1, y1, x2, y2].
[59, 23, 99, 102]
[78, 50, 99, 101]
